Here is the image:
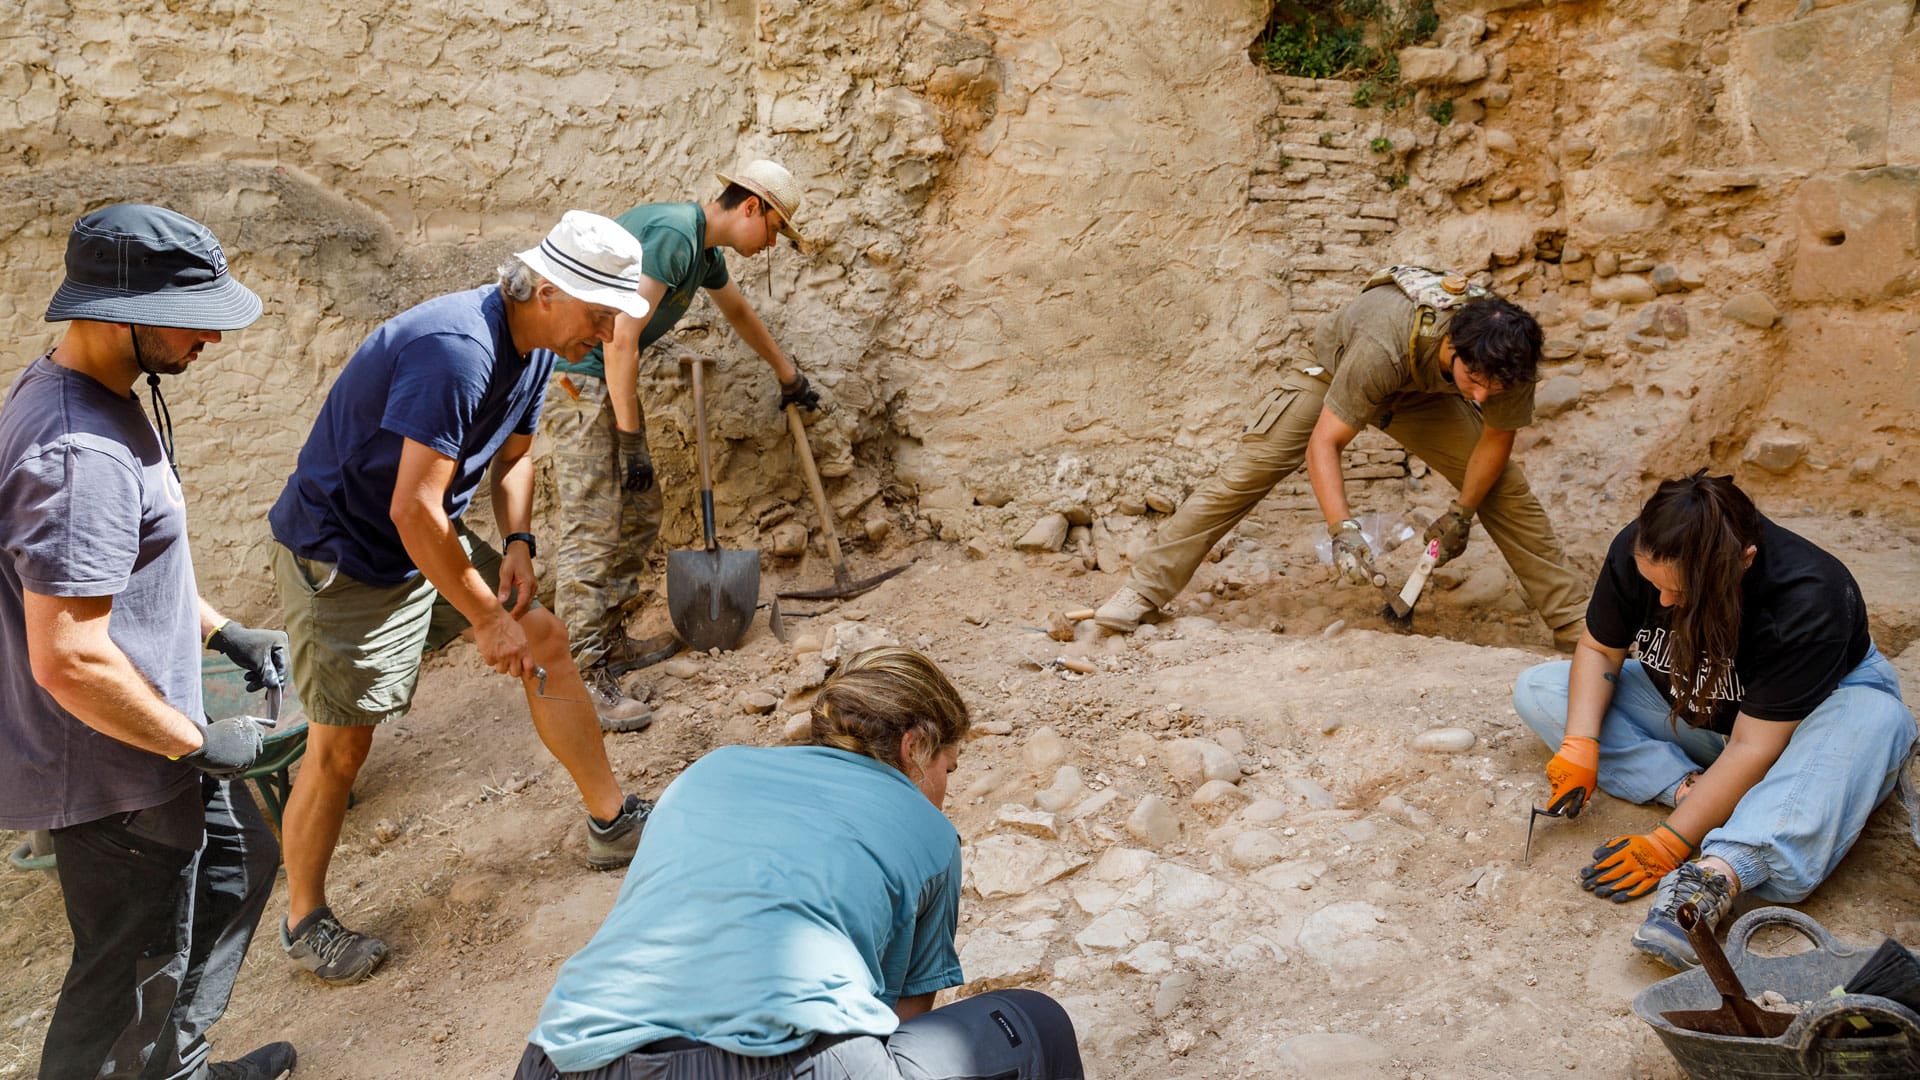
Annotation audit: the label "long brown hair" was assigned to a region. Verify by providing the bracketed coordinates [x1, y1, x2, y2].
[1632, 471, 1762, 728]
[809, 647, 970, 770]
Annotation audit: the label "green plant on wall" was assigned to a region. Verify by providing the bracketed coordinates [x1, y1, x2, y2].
[1257, 0, 1438, 111]
[1369, 136, 1392, 153]
[1426, 97, 1453, 125]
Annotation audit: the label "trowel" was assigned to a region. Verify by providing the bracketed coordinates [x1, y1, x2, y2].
[1381, 538, 1441, 631]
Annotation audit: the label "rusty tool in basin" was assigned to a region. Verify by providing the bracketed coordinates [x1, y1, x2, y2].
[774, 402, 910, 617]
[1381, 538, 1441, 632]
[1661, 902, 1796, 1038]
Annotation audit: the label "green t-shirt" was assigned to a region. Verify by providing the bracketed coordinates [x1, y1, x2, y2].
[554, 202, 732, 379]
[1312, 285, 1535, 432]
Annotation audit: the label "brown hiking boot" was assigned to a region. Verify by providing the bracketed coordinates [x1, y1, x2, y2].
[583, 663, 653, 733]
[603, 632, 683, 677]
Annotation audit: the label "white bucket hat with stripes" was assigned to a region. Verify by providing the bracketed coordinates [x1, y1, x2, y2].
[513, 210, 650, 320]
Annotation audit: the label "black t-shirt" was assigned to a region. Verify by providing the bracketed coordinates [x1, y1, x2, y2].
[1585, 516, 1870, 734]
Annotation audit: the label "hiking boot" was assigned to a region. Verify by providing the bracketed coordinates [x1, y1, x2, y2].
[208, 1041, 297, 1080]
[1632, 861, 1735, 970]
[603, 632, 683, 677]
[584, 663, 653, 734]
[586, 793, 653, 869]
[1553, 619, 1589, 654]
[1094, 586, 1159, 633]
[283, 906, 387, 985]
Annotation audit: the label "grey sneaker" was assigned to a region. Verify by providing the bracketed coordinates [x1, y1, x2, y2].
[282, 906, 388, 985]
[1094, 586, 1158, 633]
[208, 1042, 297, 1080]
[584, 663, 653, 733]
[1633, 861, 1735, 970]
[586, 794, 654, 869]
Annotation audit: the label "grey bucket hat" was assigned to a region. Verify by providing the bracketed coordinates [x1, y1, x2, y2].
[44, 204, 262, 331]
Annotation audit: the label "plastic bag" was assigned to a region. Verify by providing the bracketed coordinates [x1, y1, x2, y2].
[1314, 512, 1416, 565]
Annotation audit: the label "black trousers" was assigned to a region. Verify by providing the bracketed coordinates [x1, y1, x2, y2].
[42, 777, 279, 1080]
[515, 989, 1085, 1080]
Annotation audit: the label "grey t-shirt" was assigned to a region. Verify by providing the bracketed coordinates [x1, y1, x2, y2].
[0, 355, 201, 829]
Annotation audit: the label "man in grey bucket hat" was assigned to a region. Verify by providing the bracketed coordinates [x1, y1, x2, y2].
[0, 204, 297, 1079]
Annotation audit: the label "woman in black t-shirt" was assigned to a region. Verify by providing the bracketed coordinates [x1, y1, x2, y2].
[1511, 472, 1913, 970]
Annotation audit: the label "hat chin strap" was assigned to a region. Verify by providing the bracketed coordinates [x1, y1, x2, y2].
[129, 325, 179, 478]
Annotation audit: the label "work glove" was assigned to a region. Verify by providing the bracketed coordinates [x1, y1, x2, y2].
[617, 428, 654, 493]
[206, 621, 289, 693]
[1580, 822, 1694, 901]
[1328, 519, 1382, 588]
[779, 371, 821, 413]
[1424, 500, 1475, 566]
[178, 716, 264, 781]
[1544, 735, 1598, 817]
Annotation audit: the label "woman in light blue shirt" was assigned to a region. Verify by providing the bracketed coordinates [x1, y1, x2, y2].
[517, 647, 1083, 1080]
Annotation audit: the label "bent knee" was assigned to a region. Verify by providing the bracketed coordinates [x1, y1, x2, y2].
[304, 728, 375, 778]
[520, 609, 572, 658]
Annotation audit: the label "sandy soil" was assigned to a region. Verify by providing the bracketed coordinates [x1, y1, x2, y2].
[2, 513, 1917, 1080]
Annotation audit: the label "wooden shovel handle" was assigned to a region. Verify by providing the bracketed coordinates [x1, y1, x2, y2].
[787, 403, 848, 576]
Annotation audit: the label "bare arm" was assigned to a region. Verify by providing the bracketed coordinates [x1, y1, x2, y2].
[1306, 406, 1362, 529]
[1456, 425, 1517, 511]
[1668, 712, 1797, 844]
[708, 279, 799, 385]
[391, 438, 531, 675]
[489, 432, 538, 617]
[893, 992, 935, 1023]
[24, 591, 203, 757]
[1563, 630, 1629, 742]
[604, 276, 672, 433]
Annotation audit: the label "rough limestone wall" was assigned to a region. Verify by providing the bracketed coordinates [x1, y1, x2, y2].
[3, 0, 1917, 623]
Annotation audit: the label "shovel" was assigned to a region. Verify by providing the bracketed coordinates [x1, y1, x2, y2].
[666, 357, 759, 652]
[1661, 902, 1795, 1038]
[774, 402, 910, 606]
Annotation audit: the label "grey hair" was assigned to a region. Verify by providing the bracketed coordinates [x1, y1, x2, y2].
[496, 260, 541, 303]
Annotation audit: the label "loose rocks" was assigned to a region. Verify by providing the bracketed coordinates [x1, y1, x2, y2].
[1411, 726, 1476, 753]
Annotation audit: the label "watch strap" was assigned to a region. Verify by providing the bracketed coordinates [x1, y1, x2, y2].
[504, 532, 537, 558]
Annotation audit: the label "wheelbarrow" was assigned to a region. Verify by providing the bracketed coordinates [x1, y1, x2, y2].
[8, 657, 311, 873]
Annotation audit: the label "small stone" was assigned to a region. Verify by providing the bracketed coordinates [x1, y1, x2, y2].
[1297, 901, 1410, 969]
[1722, 292, 1780, 329]
[1163, 739, 1240, 787]
[862, 514, 891, 543]
[1094, 846, 1155, 881]
[1578, 309, 1613, 331]
[822, 622, 901, 665]
[1034, 766, 1086, 811]
[1046, 610, 1075, 643]
[782, 713, 812, 743]
[1592, 251, 1618, 277]
[995, 804, 1061, 839]
[740, 691, 780, 715]
[1126, 795, 1181, 847]
[1154, 972, 1194, 1018]
[964, 537, 992, 560]
[1229, 830, 1288, 869]
[1114, 494, 1148, 515]
[1655, 305, 1689, 340]
[1024, 725, 1068, 772]
[1850, 454, 1882, 480]
[1190, 779, 1250, 810]
[1744, 432, 1809, 474]
[1620, 257, 1654, 274]
[662, 657, 702, 679]
[1735, 234, 1767, 253]
[1153, 863, 1228, 912]
[769, 520, 809, 558]
[1542, 338, 1579, 361]
[1411, 726, 1477, 754]
[1240, 799, 1289, 824]
[959, 929, 1045, 987]
[1651, 264, 1684, 293]
[1145, 491, 1177, 514]
[789, 632, 824, 656]
[967, 835, 1088, 900]
[1014, 513, 1071, 553]
[1590, 274, 1656, 305]
[1626, 333, 1666, 353]
[1321, 619, 1347, 639]
[1076, 908, 1150, 951]
[1534, 375, 1582, 420]
[373, 819, 401, 844]
[973, 719, 1014, 737]
[1118, 941, 1174, 975]
[1065, 788, 1122, 821]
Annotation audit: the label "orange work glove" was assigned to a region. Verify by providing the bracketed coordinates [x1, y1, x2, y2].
[1580, 822, 1694, 901]
[1544, 735, 1599, 817]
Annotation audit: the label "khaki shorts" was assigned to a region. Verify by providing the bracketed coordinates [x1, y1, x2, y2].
[273, 525, 521, 728]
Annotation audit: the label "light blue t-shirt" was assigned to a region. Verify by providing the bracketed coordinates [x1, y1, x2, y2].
[529, 745, 964, 1070]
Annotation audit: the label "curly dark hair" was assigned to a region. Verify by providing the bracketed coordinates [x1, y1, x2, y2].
[1445, 296, 1543, 388]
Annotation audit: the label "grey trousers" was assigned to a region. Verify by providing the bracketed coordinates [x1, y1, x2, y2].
[514, 989, 1083, 1080]
[42, 778, 279, 1080]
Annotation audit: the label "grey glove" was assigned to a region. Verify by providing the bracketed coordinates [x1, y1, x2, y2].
[1329, 519, 1384, 588]
[779, 371, 821, 413]
[617, 428, 654, 493]
[1424, 499, 1475, 566]
[207, 621, 289, 693]
[179, 716, 263, 780]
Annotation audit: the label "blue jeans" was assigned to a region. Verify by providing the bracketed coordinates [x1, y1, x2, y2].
[1512, 645, 1915, 902]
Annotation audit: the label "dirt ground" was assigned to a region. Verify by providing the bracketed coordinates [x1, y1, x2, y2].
[2, 511, 1917, 1080]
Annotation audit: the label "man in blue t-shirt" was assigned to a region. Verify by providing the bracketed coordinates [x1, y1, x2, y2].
[546, 159, 823, 708]
[0, 205, 295, 1079]
[267, 212, 659, 988]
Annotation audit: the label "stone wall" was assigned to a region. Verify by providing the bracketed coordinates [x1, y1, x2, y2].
[2, 0, 1917, 621]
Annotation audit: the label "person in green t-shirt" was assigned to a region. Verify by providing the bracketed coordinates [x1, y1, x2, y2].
[547, 160, 820, 728]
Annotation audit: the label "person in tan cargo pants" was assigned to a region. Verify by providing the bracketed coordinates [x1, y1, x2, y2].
[1095, 275, 1589, 649]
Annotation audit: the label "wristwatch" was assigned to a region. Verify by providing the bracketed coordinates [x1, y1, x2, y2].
[504, 532, 537, 558]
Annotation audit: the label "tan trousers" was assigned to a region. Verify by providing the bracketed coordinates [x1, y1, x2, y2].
[1127, 370, 1589, 630]
[545, 374, 664, 668]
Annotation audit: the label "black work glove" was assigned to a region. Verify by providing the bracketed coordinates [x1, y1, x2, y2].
[207, 621, 289, 693]
[617, 428, 654, 493]
[779, 371, 821, 413]
[179, 716, 264, 780]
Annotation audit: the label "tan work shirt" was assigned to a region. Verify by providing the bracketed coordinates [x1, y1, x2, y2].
[1310, 286, 1535, 433]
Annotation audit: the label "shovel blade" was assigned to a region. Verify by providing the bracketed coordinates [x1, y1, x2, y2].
[667, 546, 760, 653]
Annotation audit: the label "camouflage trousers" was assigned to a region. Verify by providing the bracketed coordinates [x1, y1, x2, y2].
[546, 373, 664, 669]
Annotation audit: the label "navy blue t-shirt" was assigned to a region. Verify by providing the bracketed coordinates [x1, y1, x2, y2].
[270, 287, 552, 586]
[0, 356, 202, 829]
